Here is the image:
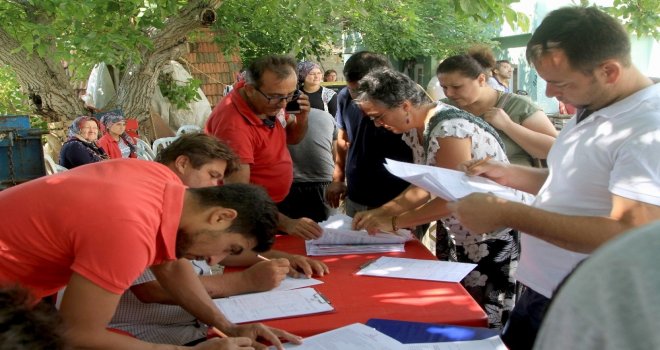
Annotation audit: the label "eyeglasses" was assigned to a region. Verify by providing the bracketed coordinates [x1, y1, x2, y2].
[369, 114, 385, 124]
[255, 88, 300, 105]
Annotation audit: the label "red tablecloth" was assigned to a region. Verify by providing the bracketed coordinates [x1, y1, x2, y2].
[255, 235, 487, 337]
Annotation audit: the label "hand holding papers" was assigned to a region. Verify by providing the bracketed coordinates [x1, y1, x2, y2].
[383, 159, 531, 203]
[305, 214, 414, 256]
[356, 257, 476, 283]
[214, 287, 333, 323]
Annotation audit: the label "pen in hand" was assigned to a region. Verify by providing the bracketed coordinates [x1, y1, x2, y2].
[258, 254, 310, 279]
[210, 326, 228, 338]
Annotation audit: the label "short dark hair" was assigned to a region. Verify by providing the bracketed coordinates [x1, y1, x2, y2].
[343, 51, 392, 83]
[323, 69, 336, 78]
[526, 6, 631, 73]
[187, 184, 278, 252]
[437, 45, 496, 79]
[356, 68, 430, 108]
[156, 133, 240, 177]
[244, 55, 297, 88]
[494, 60, 511, 70]
[0, 286, 65, 349]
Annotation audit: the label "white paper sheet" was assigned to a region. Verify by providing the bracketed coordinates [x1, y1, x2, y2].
[271, 276, 323, 292]
[305, 241, 406, 256]
[384, 159, 531, 203]
[403, 336, 507, 350]
[356, 256, 476, 283]
[276, 323, 404, 350]
[213, 287, 333, 323]
[314, 213, 413, 245]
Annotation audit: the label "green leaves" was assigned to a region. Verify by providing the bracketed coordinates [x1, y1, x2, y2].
[158, 72, 202, 110]
[606, 0, 660, 40]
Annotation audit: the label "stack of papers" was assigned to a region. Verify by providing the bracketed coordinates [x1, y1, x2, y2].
[306, 214, 414, 256]
[356, 256, 476, 283]
[274, 323, 506, 349]
[384, 158, 531, 203]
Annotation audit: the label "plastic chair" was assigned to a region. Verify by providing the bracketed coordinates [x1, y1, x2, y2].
[44, 153, 68, 175]
[135, 138, 156, 161]
[176, 124, 202, 136]
[151, 136, 179, 155]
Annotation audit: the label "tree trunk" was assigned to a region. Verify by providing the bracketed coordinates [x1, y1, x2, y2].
[1, 0, 222, 130]
[0, 28, 86, 122]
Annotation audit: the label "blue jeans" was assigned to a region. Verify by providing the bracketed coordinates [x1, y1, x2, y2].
[501, 286, 550, 350]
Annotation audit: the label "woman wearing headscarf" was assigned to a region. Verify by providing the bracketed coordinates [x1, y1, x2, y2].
[59, 116, 108, 169]
[96, 110, 137, 159]
[298, 61, 337, 116]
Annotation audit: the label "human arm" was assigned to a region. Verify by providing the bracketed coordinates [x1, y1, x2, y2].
[285, 93, 310, 145]
[277, 212, 323, 240]
[131, 259, 291, 303]
[325, 128, 348, 208]
[221, 249, 329, 278]
[460, 158, 549, 195]
[151, 259, 301, 349]
[448, 193, 660, 253]
[352, 136, 470, 233]
[223, 164, 250, 184]
[483, 108, 557, 159]
[59, 272, 231, 350]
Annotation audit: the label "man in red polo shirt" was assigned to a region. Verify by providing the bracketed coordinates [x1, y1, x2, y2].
[0, 159, 301, 349]
[206, 55, 323, 240]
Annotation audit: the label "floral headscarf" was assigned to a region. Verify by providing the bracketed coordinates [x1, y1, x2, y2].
[67, 116, 101, 141]
[297, 61, 320, 84]
[96, 109, 137, 153]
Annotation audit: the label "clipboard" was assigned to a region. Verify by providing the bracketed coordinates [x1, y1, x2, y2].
[214, 287, 334, 324]
[366, 318, 499, 343]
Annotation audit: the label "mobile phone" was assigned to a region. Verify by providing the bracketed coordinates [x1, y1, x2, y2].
[285, 90, 301, 114]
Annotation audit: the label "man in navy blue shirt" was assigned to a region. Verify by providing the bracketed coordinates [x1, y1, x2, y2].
[326, 52, 413, 216]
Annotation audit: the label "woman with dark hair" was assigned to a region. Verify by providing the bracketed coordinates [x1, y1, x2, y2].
[97, 110, 138, 159]
[59, 115, 108, 169]
[437, 46, 557, 166]
[351, 68, 531, 328]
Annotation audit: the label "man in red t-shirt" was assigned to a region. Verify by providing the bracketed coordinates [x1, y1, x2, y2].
[0, 159, 301, 349]
[206, 55, 323, 240]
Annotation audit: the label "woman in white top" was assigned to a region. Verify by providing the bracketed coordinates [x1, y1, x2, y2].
[352, 68, 530, 328]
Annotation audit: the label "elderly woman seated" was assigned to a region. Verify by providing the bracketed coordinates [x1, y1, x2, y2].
[59, 116, 108, 169]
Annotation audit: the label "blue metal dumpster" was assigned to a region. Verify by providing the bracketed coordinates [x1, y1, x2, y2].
[0, 115, 47, 190]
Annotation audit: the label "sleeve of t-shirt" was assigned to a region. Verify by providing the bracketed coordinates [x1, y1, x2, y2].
[71, 220, 157, 295]
[335, 89, 347, 130]
[505, 95, 542, 125]
[328, 93, 338, 118]
[609, 130, 660, 206]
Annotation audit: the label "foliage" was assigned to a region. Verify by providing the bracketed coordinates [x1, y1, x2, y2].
[158, 72, 202, 110]
[0, 66, 30, 115]
[606, 0, 660, 40]
[0, 0, 177, 81]
[214, 0, 522, 64]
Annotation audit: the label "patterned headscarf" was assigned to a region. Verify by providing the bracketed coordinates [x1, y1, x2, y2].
[67, 116, 101, 141]
[98, 109, 125, 132]
[95, 109, 137, 153]
[297, 61, 320, 84]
